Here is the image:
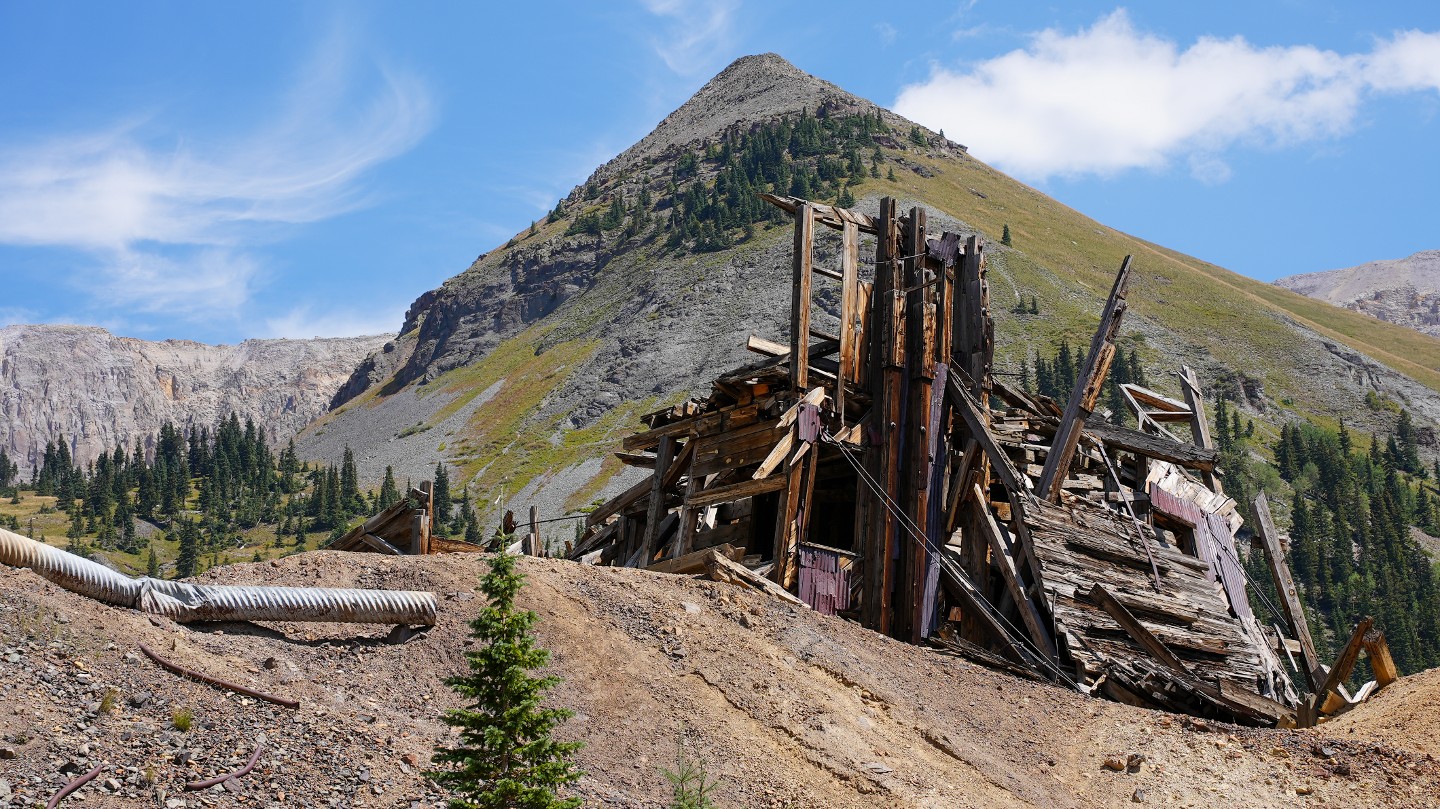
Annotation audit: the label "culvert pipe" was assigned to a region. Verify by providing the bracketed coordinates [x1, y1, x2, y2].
[0, 527, 436, 626]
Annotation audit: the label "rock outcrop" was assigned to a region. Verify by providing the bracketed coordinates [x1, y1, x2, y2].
[0, 324, 389, 470]
[1277, 251, 1440, 337]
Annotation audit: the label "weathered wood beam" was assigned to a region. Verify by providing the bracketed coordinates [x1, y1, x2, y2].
[585, 476, 653, 528]
[1037, 257, 1132, 502]
[944, 368, 1030, 497]
[974, 484, 1056, 661]
[638, 435, 677, 563]
[760, 192, 878, 234]
[647, 542, 744, 575]
[1363, 627, 1399, 688]
[1252, 492, 1323, 693]
[1311, 616, 1374, 719]
[1180, 365, 1222, 493]
[836, 220, 860, 419]
[1082, 416, 1219, 470]
[1090, 582, 1193, 676]
[791, 202, 814, 391]
[686, 474, 788, 510]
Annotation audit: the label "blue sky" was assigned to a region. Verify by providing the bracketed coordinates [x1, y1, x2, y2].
[2, 1, 1438, 344]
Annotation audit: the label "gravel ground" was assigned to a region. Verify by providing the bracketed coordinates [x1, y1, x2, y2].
[3, 552, 1440, 808]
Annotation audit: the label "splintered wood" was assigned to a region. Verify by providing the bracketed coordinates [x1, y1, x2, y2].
[566, 193, 1396, 727]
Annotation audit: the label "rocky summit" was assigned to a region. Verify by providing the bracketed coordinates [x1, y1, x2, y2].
[0, 324, 389, 471]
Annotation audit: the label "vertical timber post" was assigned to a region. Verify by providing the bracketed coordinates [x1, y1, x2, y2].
[790, 203, 814, 391]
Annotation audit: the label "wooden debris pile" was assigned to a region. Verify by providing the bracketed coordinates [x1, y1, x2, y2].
[567, 193, 1395, 726]
[332, 481, 486, 555]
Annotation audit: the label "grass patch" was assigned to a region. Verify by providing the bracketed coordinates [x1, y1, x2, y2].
[171, 707, 193, 731]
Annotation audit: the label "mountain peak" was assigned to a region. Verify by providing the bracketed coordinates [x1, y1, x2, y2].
[599, 53, 890, 177]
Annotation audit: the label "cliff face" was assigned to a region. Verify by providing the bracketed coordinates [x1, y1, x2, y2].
[1277, 251, 1440, 337]
[0, 324, 390, 470]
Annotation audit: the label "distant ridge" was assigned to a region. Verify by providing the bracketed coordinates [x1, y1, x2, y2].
[1277, 251, 1440, 337]
[0, 324, 389, 471]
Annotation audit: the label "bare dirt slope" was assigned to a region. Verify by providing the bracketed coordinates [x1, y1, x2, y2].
[1, 552, 1437, 808]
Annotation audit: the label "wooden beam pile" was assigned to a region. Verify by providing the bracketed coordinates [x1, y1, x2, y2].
[566, 193, 1397, 726]
[331, 481, 485, 556]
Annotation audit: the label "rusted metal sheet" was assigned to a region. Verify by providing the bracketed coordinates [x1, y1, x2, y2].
[798, 543, 853, 616]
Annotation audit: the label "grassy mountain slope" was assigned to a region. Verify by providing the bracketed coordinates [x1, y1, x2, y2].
[300, 54, 1440, 524]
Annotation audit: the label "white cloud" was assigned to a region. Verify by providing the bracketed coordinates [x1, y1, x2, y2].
[876, 22, 898, 46]
[894, 11, 1440, 180]
[264, 304, 403, 339]
[640, 0, 740, 76]
[0, 26, 433, 321]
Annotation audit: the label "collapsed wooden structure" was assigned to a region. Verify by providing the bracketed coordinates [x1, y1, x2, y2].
[331, 481, 488, 556]
[566, 193, 1392, 726]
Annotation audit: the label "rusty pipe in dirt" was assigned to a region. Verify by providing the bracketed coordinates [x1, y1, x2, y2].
[0, 527, 436, 626]
[138, 643, 300, 709]
[47, 763, 104, 809]
[186, 743, 264, 791]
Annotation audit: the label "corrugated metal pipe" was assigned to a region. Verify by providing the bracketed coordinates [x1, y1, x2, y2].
[0, 527, 436, 626]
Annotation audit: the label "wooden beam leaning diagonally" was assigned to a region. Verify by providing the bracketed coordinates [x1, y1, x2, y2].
[1037, 256, 1133, 503]
[1310, 616, 1374, 719]
[1252, 492, 1324, 693]
[1089, 582, 1193, 677]
[790, 202, 815, 391]
[944, 367, 1030, 498]
[974, 484, 1056, 661]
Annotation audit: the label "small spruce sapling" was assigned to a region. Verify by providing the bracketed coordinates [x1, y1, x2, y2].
[430, 551, 583, 809]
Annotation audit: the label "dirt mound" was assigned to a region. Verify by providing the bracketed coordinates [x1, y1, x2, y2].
[1321, 667, 1440, 758]
[1, 552, 1438, 807]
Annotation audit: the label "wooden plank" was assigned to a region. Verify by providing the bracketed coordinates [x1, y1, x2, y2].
[746, 334, 788, 357]
[936, 550, 1029, 665]
[1090, 583, 1193, 676]
[944, 369, 1029, 496]
[705, 550, 808, 607]
[752, 428, 796, 480]
[639, 435, 676, 563]
[1253, 492, 1323, 693]
[686, 474, 788, 510]
[585, 475, 653, 528]
[867, 196, 904, 635]
[1180, 365, 1222, 493]
[773, 449, 806, 587]
[1311, 617, 1374, 719]
[647, 543, 744, 575]
[356, 532, 404, 555]
[1363, 628, 1399, 688]
[837, 220, 859, 419]
[974, 484, 1056, 660]
[791, 202, 814, 390]
[1081, 416, 1219, 470]
[760, 192, 878, 234]
[1038, 257, 1132, 502]
[526, 505, 541, 556]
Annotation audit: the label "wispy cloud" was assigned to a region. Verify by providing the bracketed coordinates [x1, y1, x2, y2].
[0, 24, 433, 322]
[894, 11, 1440, 181]
[264, 304, 403, 340]
[875, 22, 898, 47]
[640, 0, 740, 76]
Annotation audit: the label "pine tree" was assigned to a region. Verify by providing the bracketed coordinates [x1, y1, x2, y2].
[434, 462, 453, 523]
[430, 552, 583, 808]
[175, 521, 199, 578]
[379, 466, 400, 509]
[1001, 224, 1012, 247]
[147, 543, 159, 577]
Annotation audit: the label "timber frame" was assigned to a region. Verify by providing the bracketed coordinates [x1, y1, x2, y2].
[565, 193, 1397, 726]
